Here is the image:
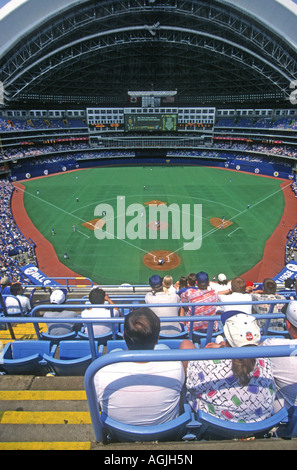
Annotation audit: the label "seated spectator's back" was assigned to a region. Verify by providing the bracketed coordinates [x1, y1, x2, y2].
[181, 313, 276, 423]
[252, 278, 285, 330]
[81, 287, 119, 336]
[94, 307, 185, 426]
[180, 271, 218, 332]
[4, 282, 31, 315]
[43, 289, 78, 336]
[218, 277, 252, 314]
[262, 301, 297, 411]
[145, 275, 182, 335]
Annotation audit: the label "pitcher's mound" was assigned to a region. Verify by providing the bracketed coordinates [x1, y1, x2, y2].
[143, 250, 181, 271]
[210, 217, 233, 229]
[144, 200, 167, 206]
[82, 218, 105, 230]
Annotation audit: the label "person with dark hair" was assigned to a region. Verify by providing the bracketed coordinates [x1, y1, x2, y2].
[175, 276, 188, 296]
[4, 282, 31, 315]
[94, 307, 185, 426]
[180, 313, 276, 423]
[252, 278, 285, 330]
[81, 287, 120, 336]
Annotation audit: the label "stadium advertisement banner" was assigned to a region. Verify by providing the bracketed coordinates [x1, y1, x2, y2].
[273, 261, 297, 284]
[21, 264, 61, 287]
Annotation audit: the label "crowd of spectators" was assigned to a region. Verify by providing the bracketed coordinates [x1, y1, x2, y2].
[0, 117, 86, 132]
[1, 139, 296, 165]
[0, 180, 36, 284]
[37, 273, 297, 430]
[215, 116, 297, 130]
[286, 223, 297, 264]
[212, 141, 297, 159]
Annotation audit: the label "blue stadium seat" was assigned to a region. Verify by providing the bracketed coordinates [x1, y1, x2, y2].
[100, 403, 192, 443]
[43, 340, 103, 376]
[0, 340, 56, 375]
[159, 323, 189, 340]
[277, 406, 297, 438]
[192, 328, 224, 344]
[77, 330, 115, 345]
[106, 339, 185, 353]
[192, 407, 289, 440]
[40, 330, 78, 344]
[2, 294, 28, 317]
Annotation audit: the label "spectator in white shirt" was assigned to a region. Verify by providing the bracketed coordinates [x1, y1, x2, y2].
[81, 287, 120, 336]
[94, 307, 185, 426]
[217, 276, 252, 314]
[209, 273, 231, 293]
[4, 282, 31, 315]
[262, 301, 297, 412]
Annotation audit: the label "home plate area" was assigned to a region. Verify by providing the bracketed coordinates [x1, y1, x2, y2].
[143, 250, 181, 271]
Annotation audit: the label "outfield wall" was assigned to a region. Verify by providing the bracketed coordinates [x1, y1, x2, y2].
[9, 153, 294, 181]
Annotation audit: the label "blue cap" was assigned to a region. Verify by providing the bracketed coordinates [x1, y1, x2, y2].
[195, 271, 209, 285]
[149, 275, 163, 287]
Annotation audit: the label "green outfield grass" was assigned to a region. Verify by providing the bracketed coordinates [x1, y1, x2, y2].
[22, 166, 285, 285]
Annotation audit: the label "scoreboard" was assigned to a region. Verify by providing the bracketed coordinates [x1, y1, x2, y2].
[125, 114, 178, 132]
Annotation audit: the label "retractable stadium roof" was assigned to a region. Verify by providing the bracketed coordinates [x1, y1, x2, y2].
[0, 0, 296, 105]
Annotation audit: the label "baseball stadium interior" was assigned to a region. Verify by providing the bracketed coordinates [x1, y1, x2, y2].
[1, 0, 297, 452]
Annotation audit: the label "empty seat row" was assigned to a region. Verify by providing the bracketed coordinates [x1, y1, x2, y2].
[0, 340, 103, 376]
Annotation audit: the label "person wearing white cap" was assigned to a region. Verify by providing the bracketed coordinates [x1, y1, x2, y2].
[261, 301, 297, 412]
[180, 313, 276, 423]
[209, 273, 231, 293]
[43, 289, 78, 336]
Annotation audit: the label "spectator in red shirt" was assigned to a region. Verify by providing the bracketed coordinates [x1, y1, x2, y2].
[180, 271, 218, 333]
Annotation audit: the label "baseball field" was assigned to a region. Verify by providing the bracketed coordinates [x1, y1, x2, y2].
[19, 165, 286, 285]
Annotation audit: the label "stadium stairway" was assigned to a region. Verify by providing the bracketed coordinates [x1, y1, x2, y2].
[1, 294, 297, 450]
[0, 374, 297, 451]
[0, 375, 93, 450]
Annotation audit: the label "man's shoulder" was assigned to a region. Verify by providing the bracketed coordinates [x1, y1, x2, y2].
[262, 337, 296, 346]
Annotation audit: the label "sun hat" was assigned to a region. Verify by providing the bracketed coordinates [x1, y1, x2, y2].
[50, 289, 67, 305]
[286, 301, 297, 328]
[223, 313, 261, 348]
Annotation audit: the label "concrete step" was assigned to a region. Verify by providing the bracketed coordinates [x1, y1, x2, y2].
[1, 374, 297, 451]
[0, 375, 94, 450]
